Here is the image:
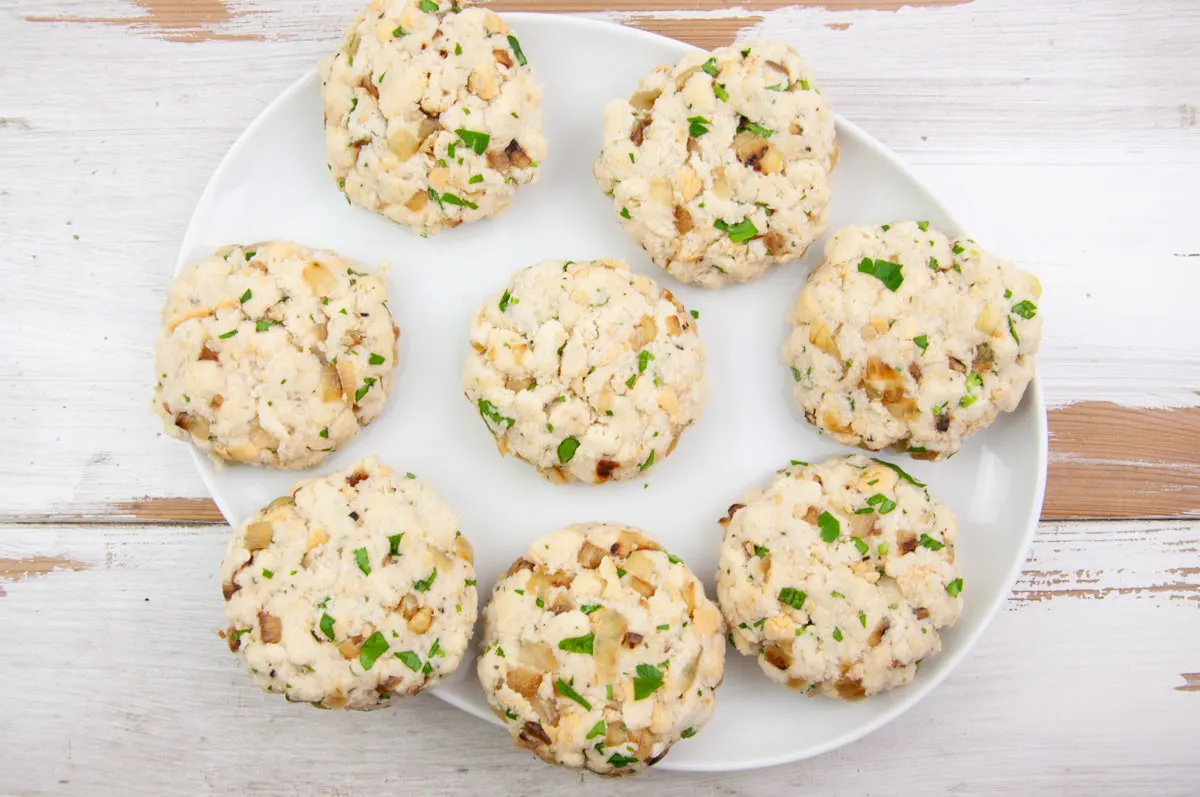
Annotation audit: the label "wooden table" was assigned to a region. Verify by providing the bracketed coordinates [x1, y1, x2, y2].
[3, 0, 1198, 792]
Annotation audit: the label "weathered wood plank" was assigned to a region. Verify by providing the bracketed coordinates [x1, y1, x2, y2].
[1, 519, 1196, 792]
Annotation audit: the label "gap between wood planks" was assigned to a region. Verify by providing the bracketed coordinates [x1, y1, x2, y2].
[2, 401, 1195, 525]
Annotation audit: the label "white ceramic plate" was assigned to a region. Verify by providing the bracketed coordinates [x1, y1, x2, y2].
[179, 14, 1046, 772]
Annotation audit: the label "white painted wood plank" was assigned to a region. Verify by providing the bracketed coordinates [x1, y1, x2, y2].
[1, 519, 1198, 793]
[1, 0, 1197, 516]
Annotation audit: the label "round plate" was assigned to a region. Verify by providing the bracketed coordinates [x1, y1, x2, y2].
[179, 14, 1046, 773]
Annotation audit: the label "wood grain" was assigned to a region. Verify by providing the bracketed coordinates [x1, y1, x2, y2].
[1, 519, 1196, 792]
[68, 402, 1200, 525]
[624, 15, 762, 48]
[26, 0, 263, 42]
[483, 0, 971, 11]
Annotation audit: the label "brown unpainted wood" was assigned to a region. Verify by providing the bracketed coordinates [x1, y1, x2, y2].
[97, 402, 1200, 524]
[0, 557, 87, 595]
[625, 15, 762, 48]
[482, 0, 970, 11]
[26, 0, 262, 42]
[1177, 673, 1200, 692]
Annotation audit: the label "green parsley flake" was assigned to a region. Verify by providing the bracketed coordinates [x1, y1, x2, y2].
[580, 604, 601, 615]
[928, 256, 940, 270]
[832, 627, 844, 642]
[917, 220, 930, 231]
[354, 547, 371, 576]
[469, 174, 484, 184]
[639, 451, 655, 471]
[946, 577, 964, 597]
[913, 335, 929, 352]
[393, 26, 406, 37]
[754, 545, 769, 558]
[261, 568, 274, 579]
[455, 128, 490, 155]
[558, 632, 594, 655]
[778, 587, 806, 610]
[239, 289, 252, 304]
[638, 349, 654, 372]
[319, 613, 335, 640]
[620, 207, 631, 220]
[852, 537, 869, 555]
[632, 663, 664, 700]
[799, 78, 811, 90]
[817, 511, 840, 543]
[1011, 300, 1038, 319]
[866, 493, 897, 514]
[395, 650, 422, 672]
[218, 329, 237, 339]
[713, 82, 729, 101]
[690, 309, 700, 319]
[857, 257, 904, 291]
[952, 244, 965, 255]
[554, 678, 592, 710]
[608, 753, 639, 769]
[878, 541, 890, 556]
[871, 458, 926, 487]
[557, 437, 580, 463]
[454, 42, 462, 55]
[255, 319, 279, 332]
[918, 534, 945, 551]
[498, 290, 512, 311]
[318, 427, 329, 439]
[413, 567, 438, 592]
[478, 398, 515, 430]
[701, 57, 719, 77]
[681, 727, 697, 738]
[388, 533, 404, 556]
[507, 35, 527, 66]
[368, 352, 385, 366]
[354, 377, 376, 403]
[358, 631, 389, 670]
[418, 0, 438, 11]
[687, 115, 710, 137]
[741, 120, 773, 137]
[713, 217, 757, 244]
[960, 394, 978, 408]
[1008, 315, 1021, 344]
[440, 192, 478, 210]
[586, 720, 606, 740]
[859, 611, 867, 628]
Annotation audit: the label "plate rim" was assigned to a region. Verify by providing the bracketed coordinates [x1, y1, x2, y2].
[176, 12, 1049, 773]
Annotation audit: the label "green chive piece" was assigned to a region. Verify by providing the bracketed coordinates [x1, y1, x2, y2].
[638, 349, 654, 372]
[239, 289, 252, 304]
[395, 650, 421, 671]
[871, 458, 926, 487]
[507, 35, 527, 66]
[639, 450, 655, 471]
[580, 604, 601, 615]
[586, 720, 606, 740]
[354, 547, 370, 576]
[388, 533, 404, 556]
[319, 613, 335, 640]
[218, 329, 237, 339]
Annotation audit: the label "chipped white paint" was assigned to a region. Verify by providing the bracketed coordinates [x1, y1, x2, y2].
[1, 0, 1198, 519]
[0, 519, 1197, 793]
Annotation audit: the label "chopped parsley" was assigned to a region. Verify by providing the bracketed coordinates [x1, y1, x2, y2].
[469, 174, 484, 184]
[632, 663, 664, 700]
[913, 335, 928, 352]
[388, 533, 404, 556]
[852, 538, 869, 555]
[439, 191, 478, 210]
[917, 220, 930, 231]
[866, 493, 897, 514]
[354, 547, 370, 576]
[554, 678, 592, 710]
[1011, 300, 1038, 319]
[478, 398, 515, 430]
[354, 377, 377, 403]
[687, 115, 710, 137]
[701, 56, 719, 77]
[857, 257, 904, 291]
[859, 611, 868, 628]
[871, 458, 926, 487]
[946, 577, 964, 597]
[740, 120, 773, 137]
[393, 26, 406, 37]
[928, 256, 940, 270]
[261, 568, 274, 579]
[952, 244, 965, 255]
[1008, 315, 1021, 344]
[558, 633, 594, 655]
[713, 217, 757, 244]
[454, 42, 462, 55]
[918, 534, 945, 551]
[455, 128, 490, 155]
[799, 78, 811, 90]
[319, 613, 335, 640]
[499, 290, 512, 311]
[681, 727, 697, 739]
[817, 511, 840, 543]
[778, 587, 806, 610]
[620, 207, 631, 220]
[395, 650, 422, 672]
[607, 753, 639, 769]
[832, 627, 844, 642]
[638, 349, 654, 372]
[960, 394, 978, 408]
[580, 604, 601, 615]
[255, 319, 280, 332]
[690, 309, 699, 319]
[358, 631, 389, 670]
[791, 366, 804, 382]
[239, 289, 252, 304]
[586, 720, 606, 740]
[754, 545, 769, 558]
[557, 437, 580, 463]
[413, 568, 438, 592]
[638, 451, 655, 471]
[878, 541, 890, 556]
[418, 0, 438, 11]
[368, 353, 385, 366]
[318, 427, 329, 439]
[218, 329, 237, 339]
[507, 35, 527, 66]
